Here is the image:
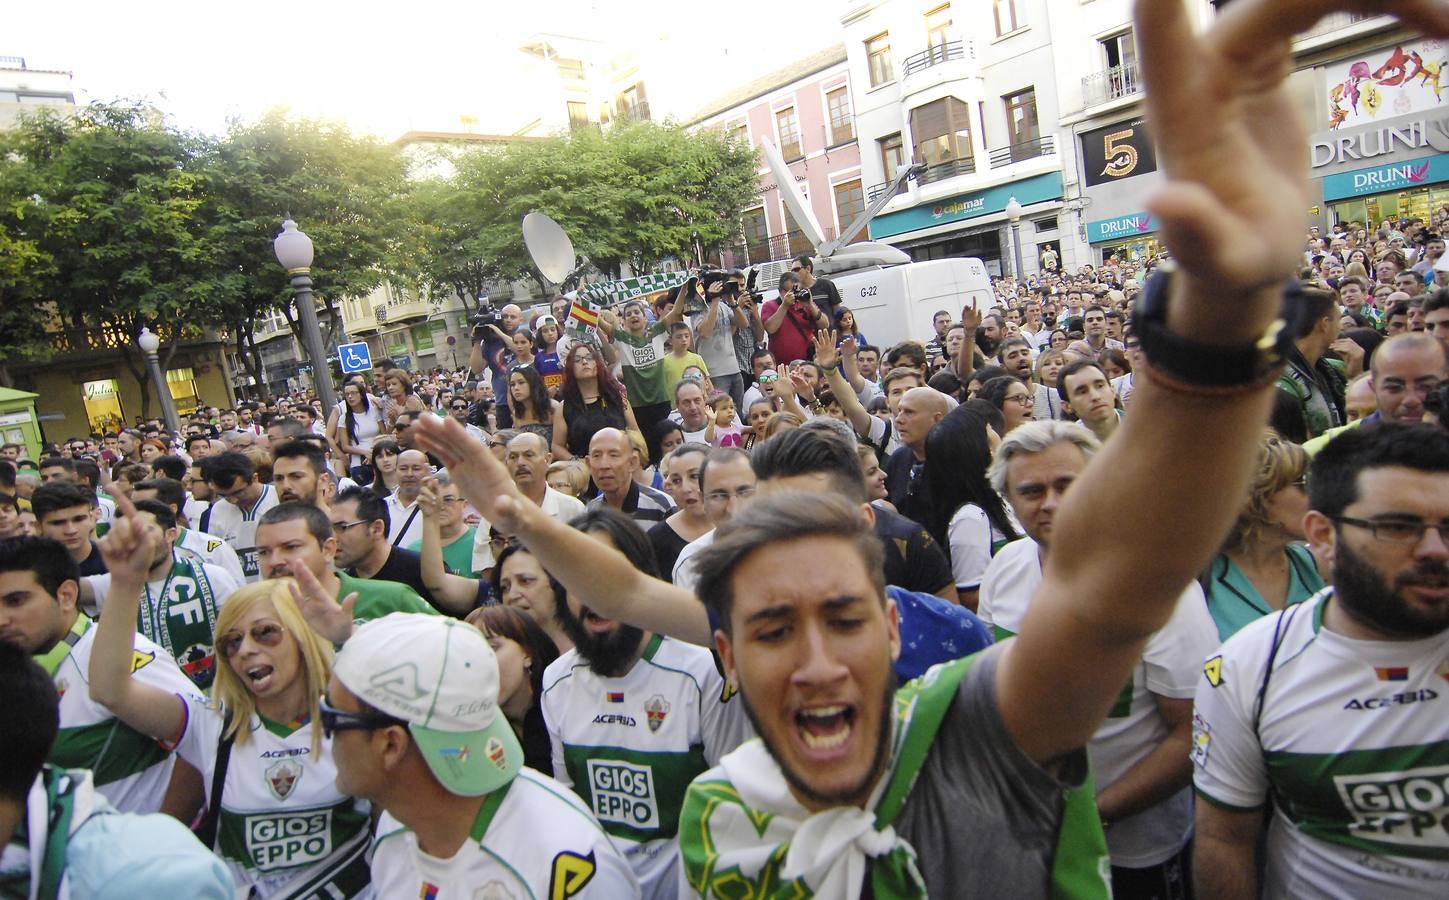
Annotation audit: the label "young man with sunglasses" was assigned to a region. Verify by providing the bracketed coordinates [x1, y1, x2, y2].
[0, 535, 195, 815]
[323, 613, 639, 898]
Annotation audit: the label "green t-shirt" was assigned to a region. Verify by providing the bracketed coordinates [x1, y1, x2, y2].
[613, 322, 670, 407]
[334, 571, 439, 621]
[1203, 543, 1324, 642]
[407, 527, 479, 578]
[662, 352, 710, 403]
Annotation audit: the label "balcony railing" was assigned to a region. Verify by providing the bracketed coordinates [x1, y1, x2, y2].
[902, 40, 969, 77]
[917, 157, 976, 185]
[1081, 61, 1142, 107]
[866, 181, 892, 202]
[988, 134, 1056, 168]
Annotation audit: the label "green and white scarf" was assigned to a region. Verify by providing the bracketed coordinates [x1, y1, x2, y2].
[136, 553, 221, 691]
[679, 653, 1112, 899]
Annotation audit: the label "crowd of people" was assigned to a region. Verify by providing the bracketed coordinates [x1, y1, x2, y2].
[4, 1, 1449, 897]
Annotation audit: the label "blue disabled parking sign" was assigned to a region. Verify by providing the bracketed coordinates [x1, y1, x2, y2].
[338, 342, 373, 374]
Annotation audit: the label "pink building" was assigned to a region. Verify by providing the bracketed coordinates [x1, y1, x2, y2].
[688, 46, 864, 265]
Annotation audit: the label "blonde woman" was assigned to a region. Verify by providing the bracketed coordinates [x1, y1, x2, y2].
[89, 505, 373, 898]
[1201, 431, 1324, 641]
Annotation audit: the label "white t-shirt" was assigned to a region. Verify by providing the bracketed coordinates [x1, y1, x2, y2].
[173, 695, 374, 898]
[541, 635, 742, 898]
[1193, 588, 1449, 896]
[369, 767, 638, 899]
[671, 529, 714, 593]
[176, 526, 245, 582]
[980, 538, 1219, 866]
[206, 484, 279, 582]
[45, 616, 193, 815]
[946, 503, 1016, 591]
[384, 494, 424, 549]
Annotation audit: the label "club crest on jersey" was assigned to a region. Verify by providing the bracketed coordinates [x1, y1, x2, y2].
[486, 736, 508, 770]
[265, 758, 302, 800]
[180, 643, 215, 684]
[645, 695, 670, 733]
[55, 678, 68, 700]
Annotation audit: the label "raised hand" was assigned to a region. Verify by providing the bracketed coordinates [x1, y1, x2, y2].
[1137, 0, 1448, 309]
[95, 487, 154, 585]
[417, 476, 441, 519]
[840, 335, 859, 360]
[813, 329, 840, 370]
[772, 365, 797, 402]
[412, 415, 529, 534]
[287, 560, 356, 646]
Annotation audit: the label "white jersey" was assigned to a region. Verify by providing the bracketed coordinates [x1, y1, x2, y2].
[206, 484, 278, 582]
[541, 634, 741, 899]
[980, 537, 1219, 866]
[42, 615, 193, 814]
[1193, 588, 1449, 896]
[173, 693, 374, 899]
[369, 767, 638, 899]
[384, 494, 424, 549]
[177, 526, 246, 582]
[84, 552, 240, 691]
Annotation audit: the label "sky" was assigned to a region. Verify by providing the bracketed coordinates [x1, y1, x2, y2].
[9, 0, 845, 139]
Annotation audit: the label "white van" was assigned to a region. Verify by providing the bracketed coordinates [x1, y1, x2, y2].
[831, 257, 994, 350]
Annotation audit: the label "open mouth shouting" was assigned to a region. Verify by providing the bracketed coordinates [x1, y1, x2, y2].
[795, 703, 856, 757]
[245, 664, 276, 693]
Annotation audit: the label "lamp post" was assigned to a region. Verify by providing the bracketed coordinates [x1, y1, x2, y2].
[137, 327, 181, 434]
[273, 219, 337, 414]
[1005, 196, 1025, 282]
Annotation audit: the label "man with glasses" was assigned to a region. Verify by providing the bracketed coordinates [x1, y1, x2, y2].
[671, 448, 756, 591]
[200, 451, 278, 582]
[411, 473, 480, 578]
[448, 395, 487, 443]
[1193, 423, 1449, 897]
[791, 253, 842, 323]
[762, 272, 828, 366]
[1304, 334, 1448, 455]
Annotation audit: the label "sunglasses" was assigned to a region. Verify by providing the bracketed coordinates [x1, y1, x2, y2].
[217, 622, 284, 659]
[758, 373, 780, 383]
[318, 697, 406, 739]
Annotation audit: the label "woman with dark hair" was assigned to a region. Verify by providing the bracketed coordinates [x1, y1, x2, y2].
[1096, 347, 1132, 381]
[492, 541, 572, 654]
[976, 375, 1035, 435]
[367, 438, 401, 497]
[506, 364, 569, 458]
[334, 380, 385, 484]
[465, 604, 560, 775]
[381, 370, 427, 427]
[1048, 328, 1069, 350]
[559, 342, 640, 457]
[649, 445, 712, 580]
[922, 404, 1019, 611]
[508, 328, 536, 370]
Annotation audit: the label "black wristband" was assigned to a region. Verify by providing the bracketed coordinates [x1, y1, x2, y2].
[1129, 265, 1300, 389]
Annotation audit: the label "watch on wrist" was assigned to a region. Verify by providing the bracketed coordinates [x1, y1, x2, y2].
[1129, 264, 1304, 391]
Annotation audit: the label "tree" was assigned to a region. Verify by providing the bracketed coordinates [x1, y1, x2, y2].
[437, 121, 758, 284]
[0, 104, 215, 415]
[194, 112, 414, 395]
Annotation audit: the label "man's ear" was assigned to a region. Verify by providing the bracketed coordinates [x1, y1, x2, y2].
[856, 502, 877, 530]
[57, 579, 79, 616]
[714, 628, 737, 690]
[1303, 510, 1337, 563]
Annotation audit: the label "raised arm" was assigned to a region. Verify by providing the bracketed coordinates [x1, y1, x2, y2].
[87, 491, 187, 743]
[814, 331, 873, 438]
[993, 0, 1449, 763]
[412, 415, 713, 645]
[696, 290, 722, 340]
[414, 478, 482, 617]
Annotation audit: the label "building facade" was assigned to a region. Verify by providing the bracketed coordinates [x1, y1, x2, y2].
[689, 46, 864, 266]
[0, 56, 74, 129]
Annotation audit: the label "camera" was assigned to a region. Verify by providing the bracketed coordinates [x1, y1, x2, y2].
[791, 287, 813, 303]
[470, 301, 501, 340]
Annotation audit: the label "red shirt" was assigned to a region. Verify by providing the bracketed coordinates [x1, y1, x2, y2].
[760, 298, 816, 364]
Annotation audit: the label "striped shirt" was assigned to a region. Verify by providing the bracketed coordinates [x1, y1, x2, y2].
[588, 481, 676, 525]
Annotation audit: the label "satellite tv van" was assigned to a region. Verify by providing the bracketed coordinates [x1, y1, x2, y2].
[755, 139, 994, 351]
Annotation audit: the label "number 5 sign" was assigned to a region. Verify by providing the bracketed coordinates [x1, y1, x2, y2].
[1080, 116, 1158, 187]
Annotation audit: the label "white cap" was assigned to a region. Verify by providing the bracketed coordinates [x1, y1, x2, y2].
[334, 613, 521, 796]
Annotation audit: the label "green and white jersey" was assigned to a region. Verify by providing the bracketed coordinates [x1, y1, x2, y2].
[541, 634, 738, 899]
[369, 768, 639, 900]
[34, 615, 194, 816]
[1193, 588, 1449, 896]
[613, 323, 670, 408]
[177, 526, 246, 582]
[84, 552, 240, 691]
[981, 537, 1219, 867]
[173, 693, 374, 899]
[207, 484, 278, 582]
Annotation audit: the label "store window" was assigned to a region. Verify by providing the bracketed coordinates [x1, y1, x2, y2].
[1330, 184, 1449, 231]
[83, 379, 125, 433]
[1099, 235, 1164, 266]
[166, 368, 200, 415]
[866, 33, 893, 87]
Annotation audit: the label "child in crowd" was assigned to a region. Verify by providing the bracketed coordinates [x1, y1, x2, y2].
[662, 323, 709, 400]
[704, 393, 745, 448]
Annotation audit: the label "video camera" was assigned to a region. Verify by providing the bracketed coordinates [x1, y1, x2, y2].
[470, 300, 502, 341]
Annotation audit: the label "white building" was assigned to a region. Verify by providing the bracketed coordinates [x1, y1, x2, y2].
[0, 56, 75, 129]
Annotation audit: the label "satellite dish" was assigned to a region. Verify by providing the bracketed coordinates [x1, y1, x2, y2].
[523, 213, 576, 285]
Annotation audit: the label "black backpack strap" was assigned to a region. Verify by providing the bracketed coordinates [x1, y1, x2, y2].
[391, 505, 421, 548]
[193, 708, 236, 850]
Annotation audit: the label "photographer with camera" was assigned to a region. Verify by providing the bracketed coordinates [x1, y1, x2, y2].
[793, 253, 842, 321]
[694, 272, 749, 407]
[467, 301, 525, 428]
[761, 270, 830, 365]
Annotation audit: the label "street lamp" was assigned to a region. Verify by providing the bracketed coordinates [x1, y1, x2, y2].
[137, 326, 181, 434]
[273, 219, 337, 414]
[1005, 196, 1025, 282]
